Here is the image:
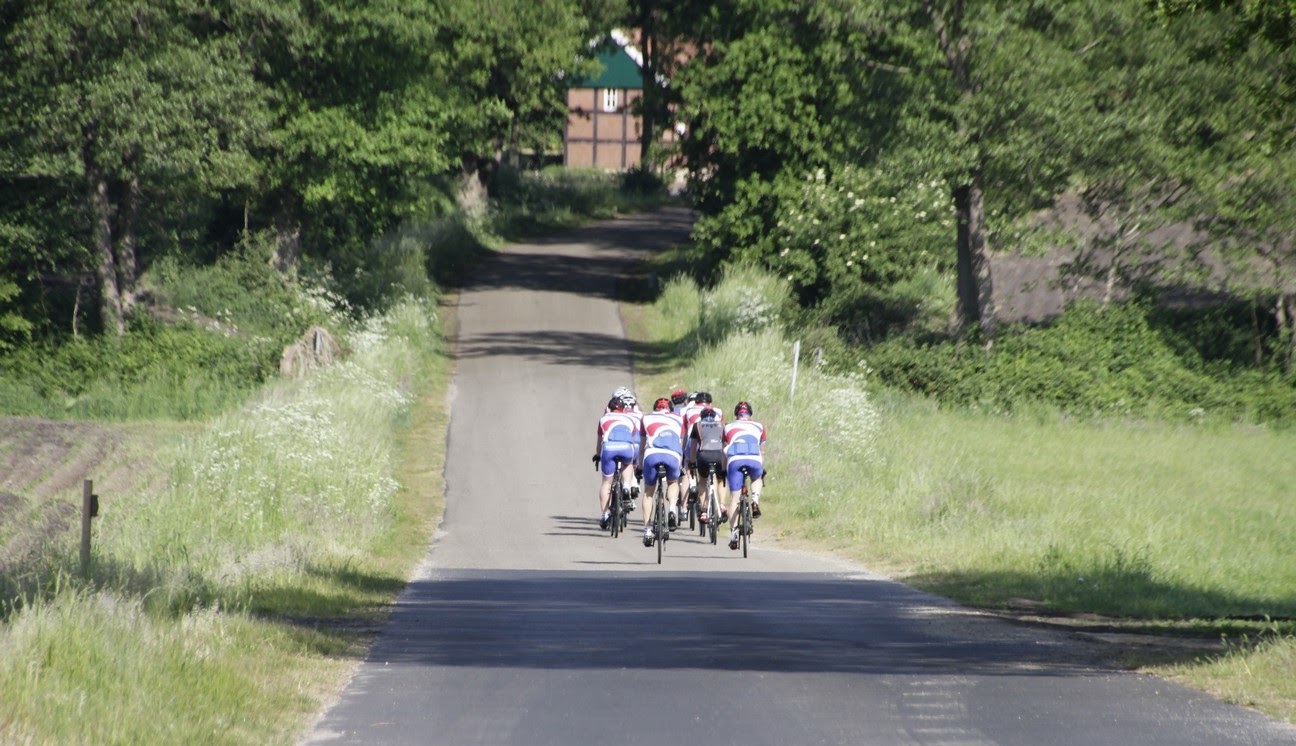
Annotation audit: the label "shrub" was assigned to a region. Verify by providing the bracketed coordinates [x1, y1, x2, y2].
[697, 264, 794, 345]
[862, 301, 1296, 425]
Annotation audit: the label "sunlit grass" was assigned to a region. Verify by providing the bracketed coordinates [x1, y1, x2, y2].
[0, 296, 448, 744]
[1160, 633, 1296, 723]
[625, 263, 1296, 723]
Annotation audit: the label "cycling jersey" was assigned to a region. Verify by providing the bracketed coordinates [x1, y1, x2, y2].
[723, 418, 766, 491]
[599, 411, 639, 444]
[641, 410, 685, 482]
[641, 411, 685, 455]
[598, 411, 639, 477]
[723, 419, 766, 458]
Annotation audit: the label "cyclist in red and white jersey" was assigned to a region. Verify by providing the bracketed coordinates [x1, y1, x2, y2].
[594, 395, 640, 530]
[605, 386, 644, 495]
[723, 400, 767, 550]
[639, 397, 686, 546]
[669, 388, 689, 415]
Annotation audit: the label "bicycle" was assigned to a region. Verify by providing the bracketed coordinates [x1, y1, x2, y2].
[734, 465, 755, 557]
[702, 462, 722, 545]
[688, 466, 703, 536]
[649, 463, 670, 564]
[607, 456, 632, 538]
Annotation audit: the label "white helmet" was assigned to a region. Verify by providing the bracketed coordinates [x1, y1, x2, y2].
[613, 386, 633, 400]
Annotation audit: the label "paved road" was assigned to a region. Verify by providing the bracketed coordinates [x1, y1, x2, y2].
[304, 209, 1296, 745]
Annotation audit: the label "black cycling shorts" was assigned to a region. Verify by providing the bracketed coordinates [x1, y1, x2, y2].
[695, 450, 724, 482]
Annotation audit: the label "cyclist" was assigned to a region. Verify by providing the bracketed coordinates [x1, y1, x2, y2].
[688, 405, 728, 525]
[608, 386, 642, 415]
[724, 400, 767, 550]
[606, 387, 644, 500]
[594, 396, 640, 530]
[677, 391, 709, 520]
[669, 388, 689, 415]
[640, 397, 686, 546]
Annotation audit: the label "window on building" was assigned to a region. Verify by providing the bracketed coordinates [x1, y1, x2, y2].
[602, 88, 619, 113]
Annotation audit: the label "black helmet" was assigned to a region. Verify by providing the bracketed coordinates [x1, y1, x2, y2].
[697, 391, 713, 404]
[734, 401, 753, 418]
[608, 396, 627, 412]
[699, 407, 718, 421]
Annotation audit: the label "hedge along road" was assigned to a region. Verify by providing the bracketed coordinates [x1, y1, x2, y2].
[303, 208, 1296, 746]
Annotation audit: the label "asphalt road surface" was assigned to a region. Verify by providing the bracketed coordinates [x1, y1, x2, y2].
[304, 208, 1296, 745]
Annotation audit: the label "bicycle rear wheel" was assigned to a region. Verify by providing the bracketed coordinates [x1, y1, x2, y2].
[655, 491, 667, 564]
[609, 473, 621, 538]
[707, 485, 718, 544]
[741, 498, 751, 558]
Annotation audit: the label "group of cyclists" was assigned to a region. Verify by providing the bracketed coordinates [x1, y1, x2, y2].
[593, 386, 767, 551]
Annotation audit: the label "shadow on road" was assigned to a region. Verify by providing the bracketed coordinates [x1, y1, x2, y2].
[456, 330, 633, 370]
[358, 569, 1113, 677]
[461, 207, 696, 300]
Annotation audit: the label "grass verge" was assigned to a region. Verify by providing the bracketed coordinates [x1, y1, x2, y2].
[0, 297, 453, 744]
[622, 266, 1296, 724]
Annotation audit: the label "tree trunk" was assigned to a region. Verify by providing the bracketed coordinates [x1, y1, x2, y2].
[926, 0, 994, 341]
[87, 164, 126, 337]
[1278, 293, 1295, 372]
[115, 170, 141, 314]
[1102, 255, 1119, 306]
[638, 1, 657, 167]
[454, 153, 489, 218]
[954, 175, 995, 339]
[272, 190, 302, 278]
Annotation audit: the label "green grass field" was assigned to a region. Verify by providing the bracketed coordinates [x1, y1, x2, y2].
[0, 297, 452, 744]
[624, 267, 1296, 723]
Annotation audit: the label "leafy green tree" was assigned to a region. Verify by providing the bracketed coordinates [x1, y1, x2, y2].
[674, 1, 850, 272]
[673, 0, 1101, 339]
[1, 0, 267, 336]
[1148, 4, 1296, 369]
[227, 0, 591, 285]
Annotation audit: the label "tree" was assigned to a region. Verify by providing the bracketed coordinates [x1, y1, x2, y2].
[672, 0, 1103, 340]
[1, 0, 267, 336]
[673, 0, 849, 274]
[1149, 3, 1296, 369]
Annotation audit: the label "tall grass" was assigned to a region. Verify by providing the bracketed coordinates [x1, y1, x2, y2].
[633, 269, 885, 537]
[0, 296, 442, 743]
[854, 402, 1296, 620]
[635, 267, 1296, 620]
[626, 263, 1296, 721]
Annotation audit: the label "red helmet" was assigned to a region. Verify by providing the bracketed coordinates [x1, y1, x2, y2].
[670, 389, 687, 405]
[653, 397, 672, 412]
[734, 401, 753, 418]
[700, 407, 719, 421]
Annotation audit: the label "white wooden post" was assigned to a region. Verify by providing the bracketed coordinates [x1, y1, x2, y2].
[789, 339, 801, 405]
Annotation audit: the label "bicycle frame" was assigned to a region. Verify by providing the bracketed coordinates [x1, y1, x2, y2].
[737, 465, 753, 558]
[651, 463, 669, 564]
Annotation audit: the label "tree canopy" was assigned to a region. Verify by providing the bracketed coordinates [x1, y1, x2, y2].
[0, 0, 597, 339]
[664, 0, 1295, 366]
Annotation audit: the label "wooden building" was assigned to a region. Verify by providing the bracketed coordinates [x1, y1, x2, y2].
[565, 30, 656, 171]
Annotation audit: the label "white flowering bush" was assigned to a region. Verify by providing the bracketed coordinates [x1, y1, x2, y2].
[764, 162, 958, 337]
[771, 164, 954, 290]
[646, 265, 884, 534]
[697, 263, 793, 344]
[99, 296, 438, 584]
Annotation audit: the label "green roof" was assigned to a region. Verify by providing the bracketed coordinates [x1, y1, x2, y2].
[571, 37, 643, 89]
